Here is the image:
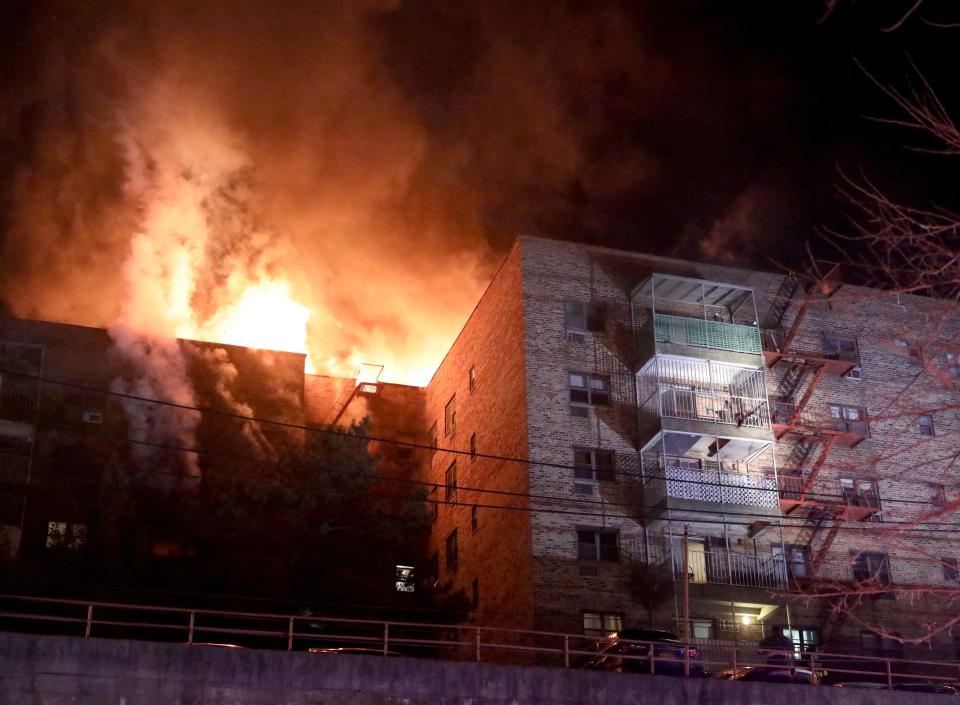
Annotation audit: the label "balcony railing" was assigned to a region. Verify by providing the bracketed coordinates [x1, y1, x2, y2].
[772, 402, 869, 439]
[653, 314, 761, 355]
[658, 548, 788, 589]
[653, 464, 779, 508]
[659, 388, 770, 430]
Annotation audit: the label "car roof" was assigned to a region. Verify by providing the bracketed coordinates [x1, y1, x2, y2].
[616, 628, 679, 641]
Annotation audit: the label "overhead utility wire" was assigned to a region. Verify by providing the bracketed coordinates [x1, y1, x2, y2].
[3, 367, 956, 511]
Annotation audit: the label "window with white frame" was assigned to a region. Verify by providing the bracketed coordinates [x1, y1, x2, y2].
[569, 373, 610, 405]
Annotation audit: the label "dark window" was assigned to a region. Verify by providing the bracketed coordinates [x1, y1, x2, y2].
[919, 414, 935, 437]
[471, 505, 478, 532]
[564, 301, 605, 333]
[444, 396, 456, 437]
[429, 485, 438, 522]
[582, 611, 623, 636]
[471, 578, 479, 609]
[573, 448, 615, 482]
[943, 558, 959, 582]
[569, 373, 610, 406]
[445, 462, 457, 503]
[445, 529, 458, 571]
[840, 477, 881, 515]
[429, 422, 438, 451]
[426, 553, 439, 587]
[829, 404, 868, 435]
[930, 483, 946, 508]
[852, 552, 890, 586]
[468, 366, 476, 392]
[577, 529, 619, 561]
[823, 337, 859, 363]
[947, 352, 960, 385]
[470, 433, 477, 460]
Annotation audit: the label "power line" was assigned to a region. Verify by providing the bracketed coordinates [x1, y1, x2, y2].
[3, 366, 957, 514]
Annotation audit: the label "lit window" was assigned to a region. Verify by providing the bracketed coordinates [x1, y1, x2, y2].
[444, 396, 456, 437]
[946, 352, 960, 385]
[583, 611, 622, 636]
[569, 373, 610, 405]
[445, 529, 458, 571]
[445, 462, 457, 503]
[577, 529, 619, 561]
[395, 565, 415, 593]
[573, 448, 616, 482]
[689, 619, 714, 640]
[919, 414, 935, 437]
[564, 301, 605, 333]
[46, 521, 86, 550]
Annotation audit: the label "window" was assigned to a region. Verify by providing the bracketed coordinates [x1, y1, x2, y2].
[425, 553, 439, 588]
[445, 462, 457, 503]
[689, 619, 714, 640]
[395, 565, 415, 593]
[582, 611, 622, 636]
[573, 448, 615, 482]
[564, 301, 605, 333]
[429, 485, 439, 522]
[829, 404, 867, 434]
[773, 544, 809, 579]
[471, 578, 479, 609]
[919, 414, 935, 437]
[471, 505, 478, 532]
[781, 627, 819, 656]
[577, 529, 619, 561]
[429, 422, 438, 451]
[823, 337, 859, 363]
[569, 373, 610, 406]
[946, 352, 960, 386]
[468, 366, 476, 392]
[444, 396, 456, 437]
[840, 477, 881, 518]
[852, 552, 890, 586]
[445, 529, 458, 571]
[45, 521, 86, 550]
[930, 483, 947, 508]
[943, 558, 959, 582]
[470, 433, 477, 461]
[894, 338, 922, 366]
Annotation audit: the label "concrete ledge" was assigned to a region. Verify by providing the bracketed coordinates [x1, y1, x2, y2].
[0, 632, 951, 705]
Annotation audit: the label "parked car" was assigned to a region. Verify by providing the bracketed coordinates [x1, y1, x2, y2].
[579, 628, 704, 677]
[711, 665, 819, 684]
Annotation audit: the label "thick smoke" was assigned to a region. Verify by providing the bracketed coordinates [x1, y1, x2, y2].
[0, 0, 802, 393]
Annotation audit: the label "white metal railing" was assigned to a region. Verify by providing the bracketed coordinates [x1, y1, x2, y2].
[659, 548, 788, 589]
[639, 357, 770, 430]
[660, 465, 778, 508]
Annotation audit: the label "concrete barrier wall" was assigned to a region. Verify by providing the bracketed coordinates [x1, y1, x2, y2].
[0, 632, 950, 705]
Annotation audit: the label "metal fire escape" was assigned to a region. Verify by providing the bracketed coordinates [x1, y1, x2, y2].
[762, 265, 877, 588]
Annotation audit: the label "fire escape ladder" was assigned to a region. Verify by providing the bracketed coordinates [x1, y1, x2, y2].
[776, 364, 807, 402]
[781, 295, 812, 352]
[329, 385, 361, 425]
[809, 521, 842, 577]
[789, 364, 827, 423]
[784, 440, 815, 471]
[767, 274, 802, 330]
[799, 435, 838, 500]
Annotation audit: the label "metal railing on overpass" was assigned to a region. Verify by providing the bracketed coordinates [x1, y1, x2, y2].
[0, 593, 957, 686]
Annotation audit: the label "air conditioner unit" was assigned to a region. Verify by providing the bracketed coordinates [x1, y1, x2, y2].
[566, 331, 586, 344]
[570, 405, 589, 418]
[573, 482, 597, 496]
[82, 411, 103, 424]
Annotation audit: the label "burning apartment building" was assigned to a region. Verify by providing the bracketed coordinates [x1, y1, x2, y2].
[2, 235, 959, 659]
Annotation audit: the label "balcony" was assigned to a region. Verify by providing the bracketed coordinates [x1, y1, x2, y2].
[638, 356, 771, 434]
[645, 463, 779, 509]
[656, 548, 788, 590]
[653, 314, 762, 355]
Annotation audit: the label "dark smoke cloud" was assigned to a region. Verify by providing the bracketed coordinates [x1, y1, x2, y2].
[0, 0, 862, 380]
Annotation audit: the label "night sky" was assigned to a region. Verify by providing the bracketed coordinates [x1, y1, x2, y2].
[0, 0, 956, 346]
